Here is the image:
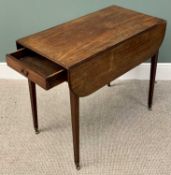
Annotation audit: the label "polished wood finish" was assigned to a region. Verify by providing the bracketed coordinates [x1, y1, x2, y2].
[6, 48, 67, 90]
[148, 52, 159, 109]
[6, 5, 167, 170]
[70, 90, 80, 170]
[69, 23, 165, 96]
[28, 80, 39, 134]
[16, 5, 166, 69]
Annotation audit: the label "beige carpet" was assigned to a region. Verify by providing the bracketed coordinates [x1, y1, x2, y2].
[0, 80, 171, 175]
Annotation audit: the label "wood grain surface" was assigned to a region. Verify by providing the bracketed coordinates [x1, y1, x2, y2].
[68, 22, 166, 96]
[16, 5, 166, 69]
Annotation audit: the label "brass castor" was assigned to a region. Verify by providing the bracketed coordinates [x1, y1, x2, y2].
[35, 129, 40, 134]
[75, 163, 80, 170]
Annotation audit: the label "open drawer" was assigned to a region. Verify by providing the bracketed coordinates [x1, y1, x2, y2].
[6, 48, 67, 90]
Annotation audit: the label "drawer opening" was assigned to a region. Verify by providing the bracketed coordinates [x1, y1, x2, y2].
[6, 48, 67, 90]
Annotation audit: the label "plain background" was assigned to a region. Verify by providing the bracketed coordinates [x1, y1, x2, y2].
[0, 0, 170, 62]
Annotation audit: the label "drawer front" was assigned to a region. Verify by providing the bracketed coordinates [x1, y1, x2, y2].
[6, 49, 67, 90]
[69, 22, 166, 97]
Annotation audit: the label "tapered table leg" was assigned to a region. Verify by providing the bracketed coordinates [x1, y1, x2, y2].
[28, 80, 39, 134]
[148, 52, 159, 110]
[70, 90, 80, 170]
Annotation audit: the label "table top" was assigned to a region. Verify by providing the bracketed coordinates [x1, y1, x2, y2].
[17, 5, 164, 69]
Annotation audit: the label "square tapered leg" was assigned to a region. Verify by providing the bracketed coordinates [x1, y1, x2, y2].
[69, 90, 80, 170]
[28, 80, 39, 134]
[148, 51, 159, 110]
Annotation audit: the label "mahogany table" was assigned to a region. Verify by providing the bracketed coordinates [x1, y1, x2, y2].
[6, 5, 166, 169]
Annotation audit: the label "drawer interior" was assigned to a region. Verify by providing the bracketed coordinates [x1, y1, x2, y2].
[6, 48, 67, 90]
[9, 49, 65, 78]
